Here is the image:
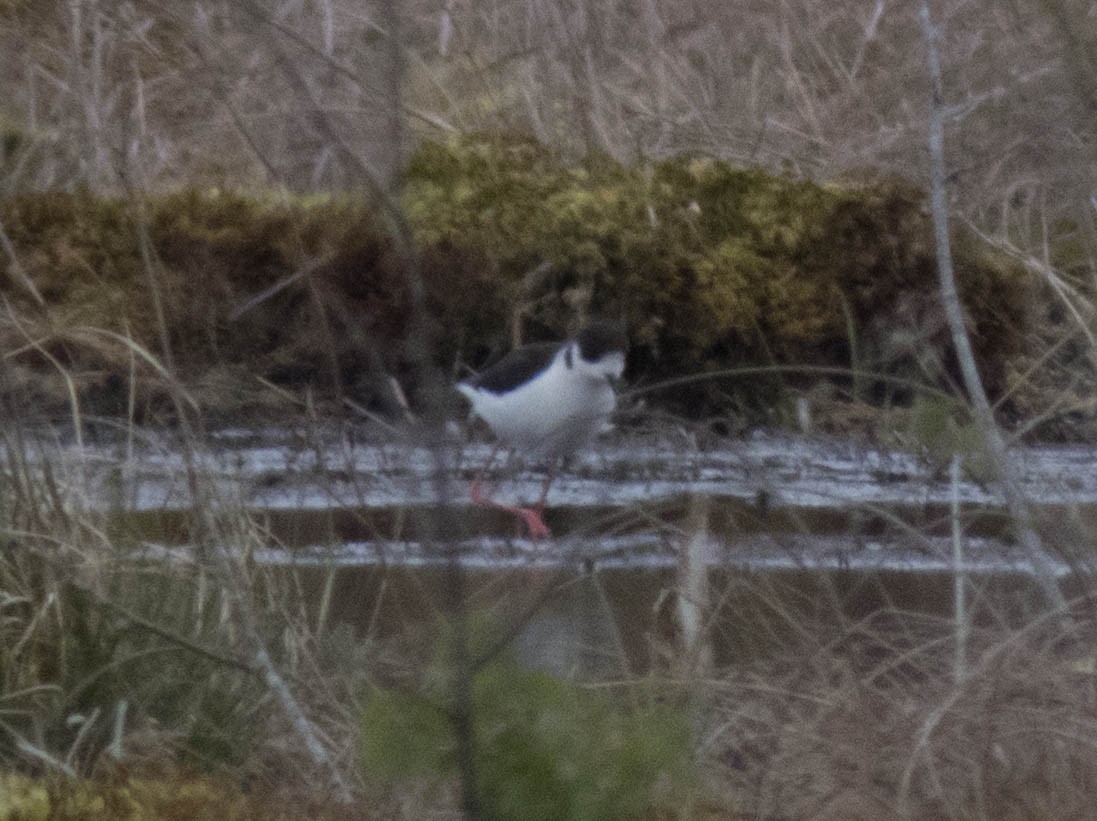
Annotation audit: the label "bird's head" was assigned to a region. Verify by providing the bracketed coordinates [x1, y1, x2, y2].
[565, 320, 627, 385]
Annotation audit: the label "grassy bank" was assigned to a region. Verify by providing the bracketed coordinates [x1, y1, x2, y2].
[0, 136, 1056, 438]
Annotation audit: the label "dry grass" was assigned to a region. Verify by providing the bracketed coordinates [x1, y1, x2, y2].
[0, 383, 373, 805]
[693, 585, 1097, 819]
[0, 1, 1094, 220]
[3, 380, 1097, 817]
[1, 1, 1097, 818]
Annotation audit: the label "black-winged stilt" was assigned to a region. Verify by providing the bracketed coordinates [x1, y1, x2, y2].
[457, 320, 628, 539]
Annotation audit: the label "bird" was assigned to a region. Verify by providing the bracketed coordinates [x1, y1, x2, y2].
[457, 319, 628, 539]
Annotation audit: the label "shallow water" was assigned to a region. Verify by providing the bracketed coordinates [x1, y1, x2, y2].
[47, 426, 1092, 673]
[65, 427, 1096, 575]
[262, 562, 1054, 677]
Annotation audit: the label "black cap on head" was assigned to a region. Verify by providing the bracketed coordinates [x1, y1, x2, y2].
[575, 319, 628, 362]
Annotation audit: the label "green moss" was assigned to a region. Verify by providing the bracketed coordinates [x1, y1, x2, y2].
[0, 188, 402, 418]
[405, 135, 1030, 417]
[0, 774, 51, 820]
[0, 134, 1035, 423]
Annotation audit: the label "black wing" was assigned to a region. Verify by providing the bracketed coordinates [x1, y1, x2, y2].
[464, 341, 560, 394]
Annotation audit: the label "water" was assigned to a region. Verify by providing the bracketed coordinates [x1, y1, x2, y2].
[39, 426, 1097, 673]
[77, 426, 1096, 571]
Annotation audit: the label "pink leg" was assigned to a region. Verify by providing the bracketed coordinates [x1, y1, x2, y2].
[493, 502, 552, 541]
[516, 465, 558, 540]
[469, 446, 554, 540]
[534, 464, 557, 511]
[496, 464, 557, 541]
[470, 443, 500, 507]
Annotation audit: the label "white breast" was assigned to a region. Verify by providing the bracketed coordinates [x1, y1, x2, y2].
[457, 352, 616, 460]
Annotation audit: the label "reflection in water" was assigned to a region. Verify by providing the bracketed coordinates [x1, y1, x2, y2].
[286, 563, 1052, 678]
[92, 431, 1097, 678]
[511, 588, 621, 679]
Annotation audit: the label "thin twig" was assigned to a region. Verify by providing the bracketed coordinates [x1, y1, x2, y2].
[918, 2, 1064, 611]
[0, 218, 45, 306]
[950, 454, 966, 684]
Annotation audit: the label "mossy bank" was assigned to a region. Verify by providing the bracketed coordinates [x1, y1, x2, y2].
[0, 135, 1039, 432]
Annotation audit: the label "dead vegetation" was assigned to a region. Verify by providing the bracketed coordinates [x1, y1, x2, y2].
[674, 564, 1094, 818]
[0, 0, 1096, 818]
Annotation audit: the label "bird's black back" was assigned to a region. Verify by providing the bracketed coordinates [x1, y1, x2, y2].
[464, 341, 560, 394]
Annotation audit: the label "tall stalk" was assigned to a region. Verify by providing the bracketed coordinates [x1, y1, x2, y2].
[919, 2, 1065, 611]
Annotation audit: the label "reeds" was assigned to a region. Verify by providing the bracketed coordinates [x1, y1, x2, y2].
[1, 1, 1096, 818]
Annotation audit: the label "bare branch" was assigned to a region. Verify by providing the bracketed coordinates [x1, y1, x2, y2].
[918, 2, 1065, 611]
